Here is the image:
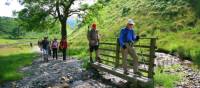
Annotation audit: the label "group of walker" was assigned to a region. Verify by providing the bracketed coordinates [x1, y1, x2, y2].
[38, 18, 141, 75]
[87, 19, 141, 75]
[38, 36, 68, 62]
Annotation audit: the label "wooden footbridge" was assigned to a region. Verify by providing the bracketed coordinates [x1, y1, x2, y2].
[90, 37, 157, 88]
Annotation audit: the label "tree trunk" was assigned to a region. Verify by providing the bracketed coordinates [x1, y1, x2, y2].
[61, 19, 67, 38]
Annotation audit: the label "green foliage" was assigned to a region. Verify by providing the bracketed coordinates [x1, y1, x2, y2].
[82, 2, 104, 25]
[17, 7, 54, 32]
[69, 0, 200, 66]
[122, 7, 131, 16]
[187, 0, 200, 17]
[0, 47, 37, 83]
[0, 39, 17, 45]
[155, 65, 183, 88]
[0, 17, 22, 38]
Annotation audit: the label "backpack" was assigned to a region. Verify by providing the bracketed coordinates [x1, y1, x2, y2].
[52, 41, 58, 48]
[88, 29, 99, 46]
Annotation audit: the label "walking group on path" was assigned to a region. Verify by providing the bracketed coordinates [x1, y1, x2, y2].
[37, 36, 68, 62]
[37, 18, 141, 75]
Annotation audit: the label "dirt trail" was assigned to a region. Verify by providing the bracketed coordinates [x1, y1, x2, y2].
[0, 46, 113, 88]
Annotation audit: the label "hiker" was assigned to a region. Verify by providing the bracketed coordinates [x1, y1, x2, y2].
[51, 38, 58, 60]
[59, 36, 67, 61]
[41, 37, 50, 62]
[119, 19, 140, 75]
[87, 23, 101, 63]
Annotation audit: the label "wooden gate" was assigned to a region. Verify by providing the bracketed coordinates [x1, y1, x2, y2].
[91, 37, 157, 87]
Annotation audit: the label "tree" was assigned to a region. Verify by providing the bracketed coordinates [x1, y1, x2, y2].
[18, 0, 86, 38]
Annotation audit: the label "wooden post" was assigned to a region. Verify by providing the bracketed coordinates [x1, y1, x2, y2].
[148, 38, 156, 78]
[115, 38, 120, 67]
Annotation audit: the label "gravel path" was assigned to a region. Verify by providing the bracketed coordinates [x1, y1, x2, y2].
[0, 47, 113, 88]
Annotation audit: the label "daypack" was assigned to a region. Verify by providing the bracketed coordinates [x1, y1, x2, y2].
[88, 29, 99, 46]
[59, 40, 67, 49]
[52, 41, 58, 48]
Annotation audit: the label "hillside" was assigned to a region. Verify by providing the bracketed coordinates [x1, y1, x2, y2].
[68, 0, 200, 65]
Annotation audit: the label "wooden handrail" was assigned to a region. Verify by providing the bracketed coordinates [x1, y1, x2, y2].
[101, 59, 115, 64]
[99, 42, 116, 45]
[134, 45, 150, 48]
[92, 37, 156, 83]
[100, 42, 151, 48]
[99, 48, 116, 52]
[100, 53, 116, 58]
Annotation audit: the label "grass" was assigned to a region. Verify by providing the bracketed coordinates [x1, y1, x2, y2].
[68, 0, 200, 66]
[0, 46, 37, 84]
[0, 39, 18, 45]
[0, 38, 39, 45]
[157, 28, 200, 67]
[155, 65, 184, 88]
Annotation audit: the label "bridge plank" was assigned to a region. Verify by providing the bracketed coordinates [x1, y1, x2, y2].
[91, 62, 152, 84]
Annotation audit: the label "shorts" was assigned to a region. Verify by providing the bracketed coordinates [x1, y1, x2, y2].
[89, 45, 99, 52]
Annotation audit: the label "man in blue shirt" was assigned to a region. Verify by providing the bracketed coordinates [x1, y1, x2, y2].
[119, 19, 140, 75]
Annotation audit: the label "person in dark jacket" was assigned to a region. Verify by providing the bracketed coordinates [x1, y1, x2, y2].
[119, 19, 140, 75]
[41, 37, 50, 62]
[60, 36, 67, 61]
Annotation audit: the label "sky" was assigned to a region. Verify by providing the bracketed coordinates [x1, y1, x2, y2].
[0, 0, 97, 17]
[0, 0, 24, 17]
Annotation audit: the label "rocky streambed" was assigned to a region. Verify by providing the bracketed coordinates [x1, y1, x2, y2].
[155, 53, 200, 88]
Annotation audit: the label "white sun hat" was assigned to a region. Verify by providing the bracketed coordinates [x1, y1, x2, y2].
[128, 19, 135, 25]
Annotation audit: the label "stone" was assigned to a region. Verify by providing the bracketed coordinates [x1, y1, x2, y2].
[61, 77, 69, 82]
